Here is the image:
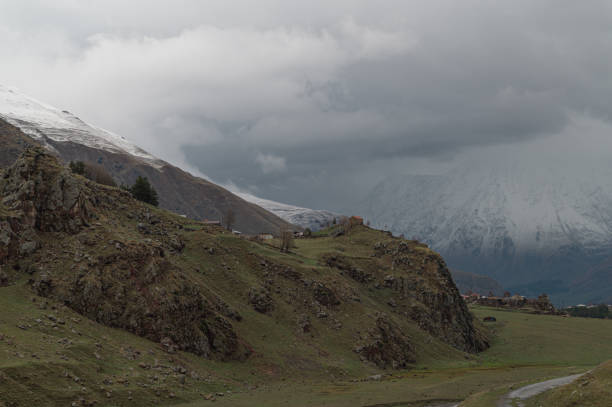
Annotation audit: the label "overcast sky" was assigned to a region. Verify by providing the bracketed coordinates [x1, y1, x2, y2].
[2, 1, 612, 211]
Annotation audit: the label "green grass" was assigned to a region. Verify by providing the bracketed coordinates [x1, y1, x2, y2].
[2, 173, 612, 407]
[189, 306, 612, 406]
[456, 306, 612, 406]
[0, 283, 233, 406]
[524, 360, 612, 407]
[471, 306, 612, 368]
[4, 273, 612, 406]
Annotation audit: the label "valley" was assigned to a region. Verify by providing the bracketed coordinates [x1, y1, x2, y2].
[0, 120, 611, 406]
[2, 3, 612, 405]
[3, 281, 612, 407]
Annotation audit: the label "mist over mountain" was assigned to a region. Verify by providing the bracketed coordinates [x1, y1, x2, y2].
[362, 126, 612, 305]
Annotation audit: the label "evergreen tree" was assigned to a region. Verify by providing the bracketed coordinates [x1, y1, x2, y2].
[149, 187, 159, 207]
[130, 176, 159, 206]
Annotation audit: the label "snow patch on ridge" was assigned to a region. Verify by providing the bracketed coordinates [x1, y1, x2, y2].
[237, 192, 337, 231]
[0, 85, 163, 168]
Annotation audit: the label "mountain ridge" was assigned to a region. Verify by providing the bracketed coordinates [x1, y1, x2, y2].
[235, 192, 338, 231]
[0, 86, 295, 234]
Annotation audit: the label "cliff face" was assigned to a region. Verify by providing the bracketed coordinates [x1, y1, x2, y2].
[328, 239, 488, 355]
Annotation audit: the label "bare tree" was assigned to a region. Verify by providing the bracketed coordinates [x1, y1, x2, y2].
[279, 226, 293, 253]
[70, 160, 116, 187]
[224, 208, 235, 231]
[338, 216, 352, 235]
[83, 162, 116, 187]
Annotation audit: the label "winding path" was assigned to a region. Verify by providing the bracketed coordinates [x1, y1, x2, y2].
[388, 373, 584, 407]
[497, 373, 584, 407]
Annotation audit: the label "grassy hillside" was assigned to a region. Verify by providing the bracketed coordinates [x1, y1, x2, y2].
[2, 148, 612, 407]
[0, 147, 486, 406]
[3, 290, 612, 406]
[4, 296, 612, 407]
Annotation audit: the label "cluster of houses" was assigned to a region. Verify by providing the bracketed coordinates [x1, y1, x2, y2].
[256, 231, 304, 240]
[462, 292, 558, 314]
[572, 303, 612, 309]
[199, 215, 369, 242]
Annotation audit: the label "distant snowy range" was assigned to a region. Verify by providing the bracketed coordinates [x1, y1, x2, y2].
[235, 192, 337, 232]
[361, 135, 612, 306]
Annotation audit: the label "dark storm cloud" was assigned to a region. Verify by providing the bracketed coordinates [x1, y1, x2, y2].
[1, 1, 612, 210]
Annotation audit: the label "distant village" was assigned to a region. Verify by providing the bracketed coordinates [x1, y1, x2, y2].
[463, 290, 612, 319]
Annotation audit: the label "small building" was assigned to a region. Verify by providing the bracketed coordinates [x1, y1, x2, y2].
[350, 216, 364, 225]
[203, 219, 221, 226]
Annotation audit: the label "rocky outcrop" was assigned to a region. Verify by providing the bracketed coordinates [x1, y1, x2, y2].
[249, 287, 274, 314]
[0, 147, 94, 264]
[1, 148, 249, 360]
[355, 314, 416, 369]
[312, 282, 340, 307]
[1, 147, 93, 233]
[322, 240, 489, 354]
[373, 240, 489, 353]
[36, 243, 249, 360]
[324, 254, 374, 283]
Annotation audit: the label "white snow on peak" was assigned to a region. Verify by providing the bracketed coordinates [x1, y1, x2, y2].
[236, 192, 337, 231]
[0, 85, 338, 229]
[0, 85, 163, 168]
[363, 153, 612, 262]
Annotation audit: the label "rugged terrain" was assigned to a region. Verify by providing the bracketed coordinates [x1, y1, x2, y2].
[0, 140, 489, 405]
[0, 86, 291, 234]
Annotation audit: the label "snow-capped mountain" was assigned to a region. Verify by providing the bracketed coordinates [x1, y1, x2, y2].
[362, 154, 612, 304]
[0, 85, 161, 166]
[0, 85, 295, 234]
[236, 192, 337, 231]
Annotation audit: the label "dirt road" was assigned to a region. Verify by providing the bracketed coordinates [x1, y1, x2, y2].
[497, 373, 584, 407]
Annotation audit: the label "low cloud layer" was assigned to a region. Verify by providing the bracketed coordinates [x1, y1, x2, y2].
[1, 1, 612, 210]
